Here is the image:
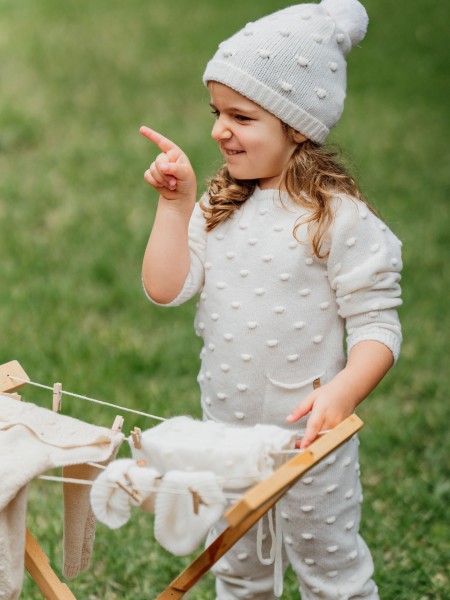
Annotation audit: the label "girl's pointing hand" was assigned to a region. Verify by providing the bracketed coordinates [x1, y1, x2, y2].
[140, 126, 196, 203]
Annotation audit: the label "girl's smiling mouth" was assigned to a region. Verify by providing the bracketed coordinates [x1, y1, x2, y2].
[221, 146, 245, 156]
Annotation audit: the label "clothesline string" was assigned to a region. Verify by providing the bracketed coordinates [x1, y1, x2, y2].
[38, 475, 244, 500]
[7, 375, 166, 422]
[6, 375, 331, 439]
[41, 448, 308, 491]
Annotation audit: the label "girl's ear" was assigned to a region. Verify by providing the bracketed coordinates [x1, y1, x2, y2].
[281, 121, 308, 145]
[293, 132, 308, 144]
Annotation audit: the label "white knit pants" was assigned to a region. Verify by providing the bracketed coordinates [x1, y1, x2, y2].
[208, 436, 379, 600]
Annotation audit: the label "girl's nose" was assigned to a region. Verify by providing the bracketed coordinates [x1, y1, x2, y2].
[211, 118, 232, 142]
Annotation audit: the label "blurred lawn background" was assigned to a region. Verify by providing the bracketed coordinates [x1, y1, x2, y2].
[0, 0, 448, 598]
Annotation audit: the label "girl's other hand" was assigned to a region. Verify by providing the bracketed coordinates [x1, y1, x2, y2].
[287, 341, 394, 448]
[140, 126, 197, 204]
[286, 383, 358, 449]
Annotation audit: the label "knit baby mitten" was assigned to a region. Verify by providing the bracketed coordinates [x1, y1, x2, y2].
[154, 470, 226, 556]
[90, 459, 161, 529]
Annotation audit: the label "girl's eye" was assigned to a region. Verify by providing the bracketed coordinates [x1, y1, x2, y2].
[209, 109, 252, 122]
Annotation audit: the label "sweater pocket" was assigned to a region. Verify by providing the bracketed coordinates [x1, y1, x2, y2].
[261, 372, 325, 429]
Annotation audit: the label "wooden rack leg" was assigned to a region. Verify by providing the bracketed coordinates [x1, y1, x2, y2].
[156, 415, 363, 599]
[25, 529, 77, 600]
[156, 486, 288, 599]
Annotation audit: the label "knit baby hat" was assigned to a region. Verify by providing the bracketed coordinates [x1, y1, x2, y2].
[203, 0, 369, 143]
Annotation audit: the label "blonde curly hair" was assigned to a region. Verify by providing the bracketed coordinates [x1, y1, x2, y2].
[200, 124, 376, 258]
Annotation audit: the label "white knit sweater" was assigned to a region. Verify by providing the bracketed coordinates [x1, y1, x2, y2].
[148, 188, 402, 428]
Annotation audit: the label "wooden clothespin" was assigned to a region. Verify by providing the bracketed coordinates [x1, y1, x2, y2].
[116, 472, 143, 504]
[52, 382, 62, 412]
[131, 426, 142, 449]
[111, 415, 124, 433]
[116, 481, 142, 503]
[189, 488, 209, 515]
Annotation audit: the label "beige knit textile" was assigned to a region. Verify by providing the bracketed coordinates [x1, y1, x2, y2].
[0, 394, 124, 599]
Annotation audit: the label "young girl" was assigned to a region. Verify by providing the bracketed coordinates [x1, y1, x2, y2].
[140, 0, 402, 597]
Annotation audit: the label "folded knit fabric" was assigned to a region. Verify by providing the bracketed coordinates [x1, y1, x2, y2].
[131, 416, 296, 489]
[154, 470, 225, 555]
[90, 459, 160, 529]
[0, 394, 124, 597]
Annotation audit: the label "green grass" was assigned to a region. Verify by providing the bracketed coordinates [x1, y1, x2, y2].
[1, 0, 448, 598]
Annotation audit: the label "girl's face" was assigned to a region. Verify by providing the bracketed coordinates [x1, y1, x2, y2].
[208, 82, 305, 189]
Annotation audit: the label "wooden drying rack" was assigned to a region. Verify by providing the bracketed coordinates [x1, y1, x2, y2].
[0, 360, 363, 599]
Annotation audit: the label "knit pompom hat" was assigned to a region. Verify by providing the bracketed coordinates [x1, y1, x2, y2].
[203, 0, 369, 143]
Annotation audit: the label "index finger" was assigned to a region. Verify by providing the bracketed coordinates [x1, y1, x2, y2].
[139, 126, 182, 156]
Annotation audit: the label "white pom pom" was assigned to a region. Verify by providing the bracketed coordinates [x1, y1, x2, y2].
[321, 0, 369, 46]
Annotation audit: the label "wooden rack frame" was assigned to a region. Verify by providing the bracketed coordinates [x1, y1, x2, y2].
[0, 360, 363, 599]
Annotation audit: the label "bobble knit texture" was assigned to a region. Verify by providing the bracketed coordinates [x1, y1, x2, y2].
[203, 0, 369, 143]
[208, 435, 379, 599]
[148, 189, 402, 429]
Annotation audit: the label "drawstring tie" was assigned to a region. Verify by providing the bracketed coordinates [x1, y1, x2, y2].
[256, 505, 284, 597]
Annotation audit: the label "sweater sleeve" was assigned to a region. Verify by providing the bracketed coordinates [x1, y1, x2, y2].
[327, 196, 403, 362]
[144, 200, 207, 307]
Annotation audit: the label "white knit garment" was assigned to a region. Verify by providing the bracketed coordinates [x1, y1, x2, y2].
[0, 394, 124, 597]
[147, 190, 402, 430]
[131, 416, 297, 489]
[90, 459, 160, 529]
[154, 470, 226, 556]
[90, 417, 295, 555]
